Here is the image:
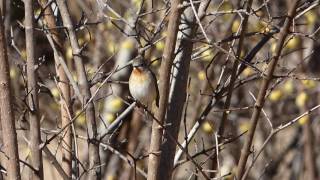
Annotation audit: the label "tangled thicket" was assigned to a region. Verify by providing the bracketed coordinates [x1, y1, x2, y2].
[0, 0, 319, 180]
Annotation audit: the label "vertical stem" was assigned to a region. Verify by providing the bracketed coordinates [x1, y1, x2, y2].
[56, 0, 100, 179]
[303, 112, 317, 179]
[39, 0, 73, 177]
[218, 0, 253, 138]
[0, 7, 21, 180]
[235, 1, 300, 179]
[25, 0, 43, 179]
[214, 0, 253, 177]
[158, 0, 210, 179]
[299, 38, 318, 180]
[147, 0, 182, 179]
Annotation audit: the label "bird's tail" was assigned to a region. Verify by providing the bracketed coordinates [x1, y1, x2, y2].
[145, 102, 157, 122]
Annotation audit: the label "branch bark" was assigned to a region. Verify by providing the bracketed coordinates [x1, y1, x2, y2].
[235, 1, 300, 179]
[42, 146, 69, 180]
[25, 0, 43, 179]
[214, 0, 253, 177]
[56, 0, 100, 179]
[0, 7, 21, 180]
[158, 1, 210, 179]
[299, 36, 318, 180]
[218, 0, 253, 139]
[39, 0, 73, 177]
[147, 0, 183, 179]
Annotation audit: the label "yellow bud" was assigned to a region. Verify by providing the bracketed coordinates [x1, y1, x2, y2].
[24, 147, 31, 157]
[75, 110, 86, 126]
[242, 68, 253, 77]
[51, 87, 60, 99]
[107, 175, 116, 180]
[106, 41, 117, 54]
[286, 37, 300, 50]
[108, 97, 123, 112]
[202, 121, 214, 134]
[49, 102, 59, 110]
[87, 67, 95, 79]
[105, 112, 115, 123]
[66, 46, 73, 61]
[197, 71, 206, 81]
[305, 10, 317, 26]
[121, 39, 135, 49]
[75, 110, 81, 116]
[295, 92, 308, 108]
[202, 49, 214, 61]
[220, 2, 233, 11]
[150, 56, 160, 67]
[255, 21, 268, 33]
[270, 41, 277, 55]
[239, 121, 251, 133]
[96, 82, 103, 88]
[140, 38, 147, 47]
[123, 11, 131, 19]
[269, 90, 283, 102]
[220, 2, 233, 21]
[104, 21, 113, 30]
[21, 50, 27, 61]
[232, 20, 240, 33]
[301, 80, 316, 89]
[35, 8, 41, 17]
[72, 73, 78, 83]
[78, 38, 85, 46]
[132, 0, 142, 8]
[161, 31, 167, 38]
[85, 32, 92, 41]
[155, 41, 165, 52]
[256, 10, 264, 17]
[283, 80, 294, 94]
[264, 26, 270, 33]
[10, 68, 17, 79]
[147, 24, 155, 32]
[240, 50, 245, 58]
[298, 115, 309, 126]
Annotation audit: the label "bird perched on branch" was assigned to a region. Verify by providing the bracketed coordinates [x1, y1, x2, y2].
[129, 56, 159, 110]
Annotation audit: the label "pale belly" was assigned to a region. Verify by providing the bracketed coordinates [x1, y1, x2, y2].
[129, 73, 156, 106]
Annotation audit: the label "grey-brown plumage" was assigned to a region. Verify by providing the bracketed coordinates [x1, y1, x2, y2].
[129, 57, 159, 108]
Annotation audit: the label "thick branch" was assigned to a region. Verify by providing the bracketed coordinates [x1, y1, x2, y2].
[158, 0, 210, 179]
[56, 0, 101, 179]
[39, 0, 73, 177]
[0, 7, 21, 180]
[147, 0, 183, 179]
[25, 0, 43, 179]
[235, 1, 300, 179]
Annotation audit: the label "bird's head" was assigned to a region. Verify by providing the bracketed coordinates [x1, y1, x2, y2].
[132, 56, 146, 70]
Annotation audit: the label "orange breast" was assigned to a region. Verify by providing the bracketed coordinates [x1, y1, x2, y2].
[131, 68, 148, 83]
[132, 67, 142, 75]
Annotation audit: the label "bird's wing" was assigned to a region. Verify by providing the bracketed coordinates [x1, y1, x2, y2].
[150, 70, 159, 107]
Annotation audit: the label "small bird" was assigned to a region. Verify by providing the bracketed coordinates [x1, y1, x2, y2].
[129, 57, 159, 109]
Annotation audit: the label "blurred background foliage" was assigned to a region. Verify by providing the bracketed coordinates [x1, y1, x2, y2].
[1, 0, 320, 179]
